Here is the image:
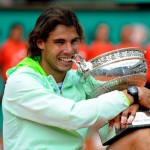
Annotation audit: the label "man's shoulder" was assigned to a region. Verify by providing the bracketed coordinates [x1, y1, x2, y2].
[7, 66, 43, 81]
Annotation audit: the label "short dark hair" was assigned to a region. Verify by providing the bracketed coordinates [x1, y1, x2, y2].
[27, 4, 84, 58]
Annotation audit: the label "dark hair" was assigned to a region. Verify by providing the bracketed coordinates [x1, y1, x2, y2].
[27, 4, 84, 58]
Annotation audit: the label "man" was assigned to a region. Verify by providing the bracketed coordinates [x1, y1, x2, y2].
[2, 4, 150, 150]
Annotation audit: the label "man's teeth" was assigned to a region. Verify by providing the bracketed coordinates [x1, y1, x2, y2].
[59, 58, 72, 62]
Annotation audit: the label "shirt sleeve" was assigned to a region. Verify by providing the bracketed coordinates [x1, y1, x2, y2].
[3, 69, 129, 130]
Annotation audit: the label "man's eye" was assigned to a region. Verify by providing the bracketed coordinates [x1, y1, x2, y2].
[54, 41, 64, 45]
[72, 39, 80, 44]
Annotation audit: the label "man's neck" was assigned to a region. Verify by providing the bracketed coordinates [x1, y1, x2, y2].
[39, 59, 67, 83]
[51, 71, 66, 83]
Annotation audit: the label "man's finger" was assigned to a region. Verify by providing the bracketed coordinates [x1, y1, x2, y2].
[127, 115, 135, 124]
[114, 115, 121, 129]
[121, 116, 127, 124]
[127, 104, 139, 124]
[109, 120, 114, 131]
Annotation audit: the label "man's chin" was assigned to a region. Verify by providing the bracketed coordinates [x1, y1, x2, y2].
[58, 66, 72, 72]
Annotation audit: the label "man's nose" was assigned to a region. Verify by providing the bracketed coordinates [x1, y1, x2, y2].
[65, 43, 74, 53]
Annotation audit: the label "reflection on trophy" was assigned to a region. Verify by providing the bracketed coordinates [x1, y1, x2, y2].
[73, 47, 150, 146]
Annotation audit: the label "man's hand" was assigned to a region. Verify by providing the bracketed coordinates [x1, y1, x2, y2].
[138, 87, 150, 108]
[121, 104, 139, 128]
[109, 104, 139, 130]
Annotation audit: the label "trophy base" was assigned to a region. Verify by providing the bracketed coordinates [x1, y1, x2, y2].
[98, 109, 150, 146]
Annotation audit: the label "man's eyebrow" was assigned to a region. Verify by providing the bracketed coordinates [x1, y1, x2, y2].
[53, 37, 80, 42]
[72, 37, 80, 41]
[53, 38, 65, 41]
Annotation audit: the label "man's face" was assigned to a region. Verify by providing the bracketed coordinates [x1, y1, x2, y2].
[38, 25, 81, 75]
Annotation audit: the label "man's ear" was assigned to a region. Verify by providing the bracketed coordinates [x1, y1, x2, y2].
[37, 39, 44, 50]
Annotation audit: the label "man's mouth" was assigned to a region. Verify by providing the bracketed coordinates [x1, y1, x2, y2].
[58, 58, 72, 62]
[58, 56, 75, 62]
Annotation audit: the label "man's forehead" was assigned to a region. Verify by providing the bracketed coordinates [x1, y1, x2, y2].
[49, 25, 79, 40]
[51, 25, 77, 34]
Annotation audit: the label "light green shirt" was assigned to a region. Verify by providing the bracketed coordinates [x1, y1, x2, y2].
[2, 57, 129, 150]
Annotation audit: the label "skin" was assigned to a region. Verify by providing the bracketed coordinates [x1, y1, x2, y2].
[108, 128, 150, 150]
[37, 25, 81, 83]
[138, 87, 150, 108]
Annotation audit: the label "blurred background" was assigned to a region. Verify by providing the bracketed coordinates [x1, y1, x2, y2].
[1, 0, 150, 150]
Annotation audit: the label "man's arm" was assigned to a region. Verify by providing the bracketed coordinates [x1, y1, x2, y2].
[122, 87, 150, 108]
[137, 87, 150, 108]
[3, 68, 132, 130]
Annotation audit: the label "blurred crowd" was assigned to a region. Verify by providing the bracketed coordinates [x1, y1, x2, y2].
[0, 22, 150, 150]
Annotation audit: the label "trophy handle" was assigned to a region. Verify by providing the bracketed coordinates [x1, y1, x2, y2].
[72, 54, 93, 73]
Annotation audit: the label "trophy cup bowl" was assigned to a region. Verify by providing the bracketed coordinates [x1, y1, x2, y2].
[74, 47, 148, 146]
[88, 47, 147, 98]
[86, 47, 149, 146]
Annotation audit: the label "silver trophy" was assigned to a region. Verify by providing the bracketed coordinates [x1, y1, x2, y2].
[73, 47, 149, 145]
